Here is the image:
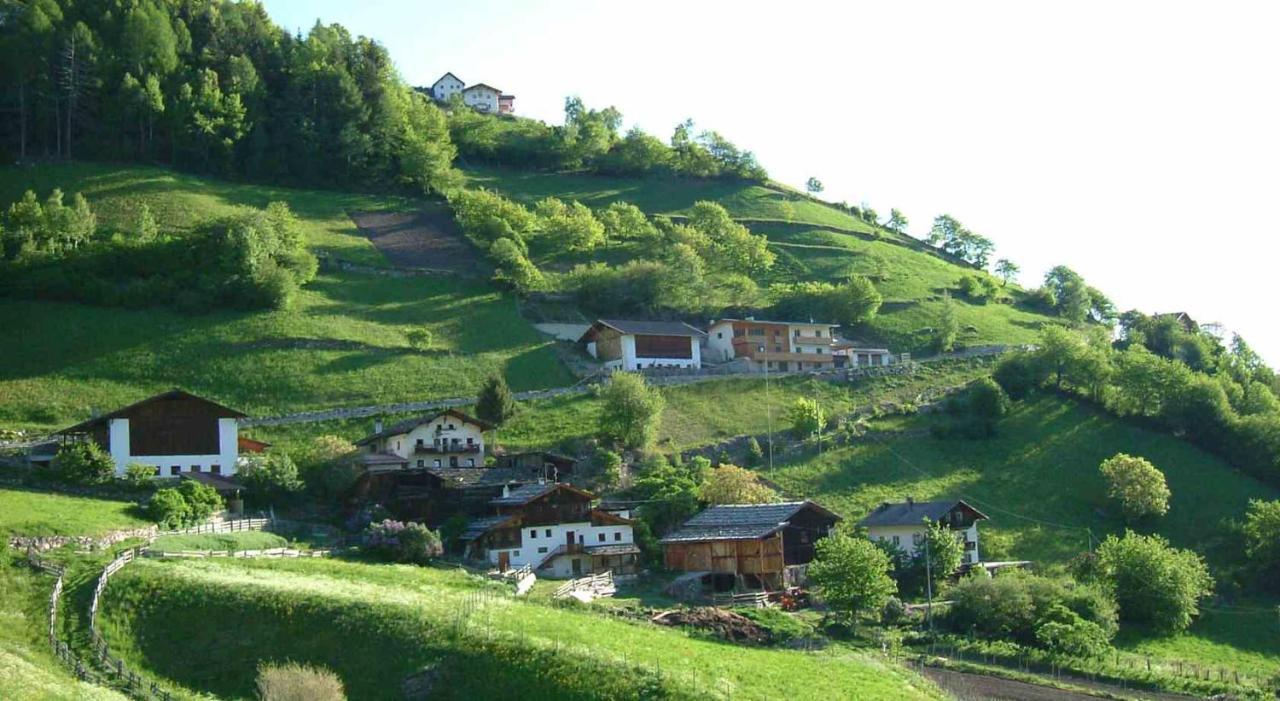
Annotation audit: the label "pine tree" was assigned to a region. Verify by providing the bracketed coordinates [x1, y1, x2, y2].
[476, 374, 517, 447]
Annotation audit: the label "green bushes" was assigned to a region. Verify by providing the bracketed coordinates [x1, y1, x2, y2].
[238, 453, 305, 504]
[944, 571, 1118, 650]
[51, 441, 115, 485]
[1093, 531, 1212, 633]
[597, 371, 665, 450]
[0, 199, 317, 312]
[769, 275, 882, 329]
[1099, 453, 1170, 521]
[147, 480, 223, 529]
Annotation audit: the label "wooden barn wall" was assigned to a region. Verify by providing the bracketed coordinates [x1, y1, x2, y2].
[126, 396, 225, 456]
[634, 334, 693, 359]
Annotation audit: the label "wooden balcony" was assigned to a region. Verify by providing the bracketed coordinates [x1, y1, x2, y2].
[414, 444, 481, 455]
[791, 336, 834, 346]
[754, 351, 835, 364]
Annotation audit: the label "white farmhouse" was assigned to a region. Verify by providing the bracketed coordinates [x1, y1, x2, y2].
[704, 317, 839, 372]
[858, 498, 989, 565]
[461, 483, 639, 579]
[37, 390, 246, 478]
[354, 409, 493, 472]
[462, 83, 502, 113]
[578, 319, 705, 371]
[430, 71, 465, 101]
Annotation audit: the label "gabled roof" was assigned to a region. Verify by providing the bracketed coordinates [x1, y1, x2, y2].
[359, 451, 409, 466]
[428, 466, 529, 488]
[432, 71, 463, 86]
[354, 408, 494, 446]
[490, 482, 596, 506]
[709, 318, 839, 328]
[660, 501, 841, 544]
[180, 472, 244, 494]
[57, 389, 246, 435]
[857, 499, 989, 528]
[579, 319, 706, 344]
[463, 83, 501, 94]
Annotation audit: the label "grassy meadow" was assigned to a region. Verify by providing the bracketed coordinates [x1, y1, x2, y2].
[100, 557, 939, 700]
[149, 531, 288, 552]
[0, 164, 572, 431]
[0, 488, 149, 537]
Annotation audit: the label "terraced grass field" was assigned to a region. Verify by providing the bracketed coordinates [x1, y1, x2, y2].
[100, 557, 940, 700]
[0, 488, 149, 537]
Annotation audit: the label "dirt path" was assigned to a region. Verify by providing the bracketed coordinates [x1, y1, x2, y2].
[348, 209, 482, 273]
[922, 667, 1198, 701]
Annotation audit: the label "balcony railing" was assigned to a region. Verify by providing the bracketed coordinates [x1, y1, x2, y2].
[414, 444, 481, 455]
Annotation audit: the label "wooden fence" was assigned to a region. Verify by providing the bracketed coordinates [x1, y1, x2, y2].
[155, 517, 271, 537]
[144, 547, 332, 559]
[711, 591, 771, 608]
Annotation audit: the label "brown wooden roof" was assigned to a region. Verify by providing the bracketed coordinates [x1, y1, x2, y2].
[57, 389, 246, 435]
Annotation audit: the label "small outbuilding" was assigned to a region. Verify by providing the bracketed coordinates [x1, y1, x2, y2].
[660, 501, 841, 590]
[578, 319, 705, 371]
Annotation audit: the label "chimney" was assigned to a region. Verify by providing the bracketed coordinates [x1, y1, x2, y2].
[374, 418, 383, 434]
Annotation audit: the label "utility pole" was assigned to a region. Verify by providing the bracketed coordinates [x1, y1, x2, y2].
[761, 345, 774, 471]
[924, 534, 935, 634]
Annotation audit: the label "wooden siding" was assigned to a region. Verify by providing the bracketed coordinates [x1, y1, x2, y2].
[125, 395, 228, 456]
[634, 334, 693, 359]
[595, 328, 624, 361]
[663, 534, 785, 576]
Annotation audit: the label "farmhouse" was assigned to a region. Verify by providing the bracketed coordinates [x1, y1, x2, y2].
[34, 389, 246, 478]
[462, 83, 503, 113]
[462, 483, 639, 579]
[578, 319, 705, 371]
[832, 341, 896, 368]
[858, 498, 989, 565]
[704, 318, 839, 372]
[429, 71, 465, 101]
[428, 72, 516, 113]
[354, 409, 493, 472]
[661, 501, 841, 590]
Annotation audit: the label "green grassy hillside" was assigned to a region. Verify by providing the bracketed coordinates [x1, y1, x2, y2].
[101, 557, 939, 700]
[464, 165, 1056, 353]
[0, 488, 150, 537]
[0, 164, 572, 431]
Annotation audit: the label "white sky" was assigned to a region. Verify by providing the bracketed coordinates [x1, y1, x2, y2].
[264, 0, 1280, 363]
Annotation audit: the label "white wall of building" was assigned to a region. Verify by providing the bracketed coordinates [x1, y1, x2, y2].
[867, 523, 981, 564]
[432, 75, 464, 101]
[484, 520, 634, 575]
[106, 417, 241, 478]
[706, 322, 736, 362]
[377, 415, 485, 468]
[463, 87, 500, 112]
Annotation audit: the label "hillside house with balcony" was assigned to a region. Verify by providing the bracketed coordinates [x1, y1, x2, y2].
[354, 409, 493, 472]
[579, 319, 705, 371]
[661, 501, 841, 590]
[461, 483, 639, 579]
[705, 318, 839, 372]
[34, 389, 246, 478]
[858, 498, 989, 566]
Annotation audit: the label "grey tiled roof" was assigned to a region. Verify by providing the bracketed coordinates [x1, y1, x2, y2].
[597, 319, 706, 337]
[428, 467, 528, 487]
[354, 409, 493, 446]
[489, 483, 558, 506]
[460, 515, 517, 541]
[660, 501, 839, 544]
[586, 544, 641, 556]
[857, 500, 987, 527]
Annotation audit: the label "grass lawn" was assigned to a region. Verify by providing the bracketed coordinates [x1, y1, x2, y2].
[462, 165, 879, 233]
[0, 161, 420, 266]
[100, 557, 939, 700]
[149, 531, 288, 552]
[1114, 602, 1280, 680]
[768, 395, 1279, 565]
[0, 488, 150, 537]
[0, 556, 128, 701]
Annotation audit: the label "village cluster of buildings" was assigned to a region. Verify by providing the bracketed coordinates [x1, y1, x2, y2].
[427, 71, 515, 114]
[578, 317, 899, 373]
[27, 388, 991, 588]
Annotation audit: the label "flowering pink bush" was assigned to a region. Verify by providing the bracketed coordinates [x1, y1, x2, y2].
[363, 519, 442, 564]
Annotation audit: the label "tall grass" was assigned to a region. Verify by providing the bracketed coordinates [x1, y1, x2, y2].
[0, 488, 150, 537]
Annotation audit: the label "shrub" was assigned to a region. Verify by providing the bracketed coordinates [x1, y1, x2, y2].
[786, 398, 826, 439]
[148, 488, 192, 529]
[1099, 453, 1170, 521]
[597, 371, 665, 450]
[256, 662, 346, 701]
[967, 378, 1010, 421]
[808, 533, 897, 626]
[1096, 531, 1213, 633]
[51, 441, 115, 485]
[405, 328, 434, 352]
[177, 479, 225, 523]
[1243, 499, 1280, 591]
[744, 436, 764, 467]
[363, 520, 443, 564]
[1035, 606, 1111, 658]
[992, 352, 1047, 400]
[123, 462, 156, 488]
[698, 465, 778, 505]
[946, 571, 1117, 647]
[238, 453, 304, 503]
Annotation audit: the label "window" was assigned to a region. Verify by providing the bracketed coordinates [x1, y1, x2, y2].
[748, 328, 764, 336]
[537, 547, 548, 554]
[211, 464, 221, 475]
[530, 530, 537, 539]
[774, 345, 782, 352]
[717, 332, 723, 339]
[153, 466, 162, 476]
[191, 465, 201, 473]
[433, 459, 442, 468]
[416, 438, 424, 447]
[514, 551, 520, 557]
[614, 532, 622, 541]
[892, 535, 901, 546]
[598, 533, 606, 542]
[545, 529, 551, 537]
[466, 458, 475, 467]
[817, 348, 825, 354]
[170, 465, 180, 476]
[794, 330, 801, 337]
[912, 533, 923, 546]
[417, 460, 424, 468]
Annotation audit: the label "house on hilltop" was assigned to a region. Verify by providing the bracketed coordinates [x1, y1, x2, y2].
[579, 319, 705, 371]
[661, 501, 841, 590]
[462, 482, 639, 578]
[858, 498, 988, 565]
[354, 409, 493, 472]
[428, 72, 515, 113]
[705, 318, 840, 372]
[33, 389, 247, 478]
